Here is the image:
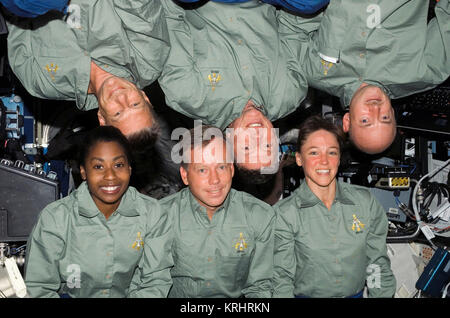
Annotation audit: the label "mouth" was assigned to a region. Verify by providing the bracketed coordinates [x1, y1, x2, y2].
[316, 169, 330, 174]
[100, 185, 121, 195]
[207, 188, 223, 196]
[247, 123, 263, 128]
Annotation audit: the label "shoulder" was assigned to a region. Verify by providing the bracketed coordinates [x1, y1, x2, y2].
[159, 188, 185, 209]
[34, 192, 76, 230]
[340, 182, 375, 203]
[230, 189, 275, 220]
[273, 187, 301, 215]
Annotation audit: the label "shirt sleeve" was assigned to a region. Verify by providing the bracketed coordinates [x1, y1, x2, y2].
[365, 195, 396, 298]
[241, 205, 276, 298]
[422, 0, 450, 86]
[127, 202, 174, 298]
[112, 0, 170, 89]
[5, 15, 92, 109]
[272, 205, 296, 298]
[157, 0, 209, 122]
[24, 207, 66, 298]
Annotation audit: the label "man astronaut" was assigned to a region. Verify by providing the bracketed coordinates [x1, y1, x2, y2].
[277, 0, 450, 154]
[5, 0, 169, 142]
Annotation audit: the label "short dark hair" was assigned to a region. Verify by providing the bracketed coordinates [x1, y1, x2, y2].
[79, 126, 132, 167]
[297, 115, 346, 152]
[234, 164, 276, 185]
[179, 124, 229, 169]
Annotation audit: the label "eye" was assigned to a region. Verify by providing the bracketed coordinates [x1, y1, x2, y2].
[131, 102, 140, 107]
[114, 112, 121, 117]
[93, 164, 103, 170]
[115, 162, 125, 168]
[309, 151, 318, 156]
[361, 118, 369, 124]
[218, 165, 226, 170]
[381, 115, 390, 121]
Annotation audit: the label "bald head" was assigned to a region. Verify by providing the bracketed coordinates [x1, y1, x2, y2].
[343, 84, 396, 154]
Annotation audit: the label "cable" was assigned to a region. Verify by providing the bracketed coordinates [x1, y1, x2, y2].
[443, 282, 450, 298]
[411, 159, 450, 248]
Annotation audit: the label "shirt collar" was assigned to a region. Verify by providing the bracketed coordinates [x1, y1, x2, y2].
[296, 180, 355, 208]
[186, 186, 233, 217]
[77, 182, 140, 218]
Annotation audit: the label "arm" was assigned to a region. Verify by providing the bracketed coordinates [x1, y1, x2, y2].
[242, 207, 276, 298]
[422, 0, 450, 85]
[157, 0, 209, 122]
[128, 203, 173, 298]
[5, 15, 92, 108]
[24, 208, 66, 298]
[112, 0, 170, 89]
[266, 9, 324, 121]
[272, 206, 296, 298]
[365, 195, 396, 298]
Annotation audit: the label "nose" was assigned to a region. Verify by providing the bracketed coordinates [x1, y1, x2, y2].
[209, 168, 220, 185]
[104, 166, 116, 180]
[320, 153, 329, 165]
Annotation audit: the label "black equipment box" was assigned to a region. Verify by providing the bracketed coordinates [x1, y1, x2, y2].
[0, 159, 59, 242]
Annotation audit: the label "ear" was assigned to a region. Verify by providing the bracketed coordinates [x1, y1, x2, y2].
[342, 112, 350, 133]
[80, 165, 87, 180]
[141, 90, 151, 105]
[230, 163, 235, 178]
[180, 166, 189, 186]
[295, 152, 302, 167]
[97, 110, 106, 126]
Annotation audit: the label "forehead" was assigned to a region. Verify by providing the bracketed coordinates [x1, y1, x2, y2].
[87, 141, 126, 158]
[187, 138, 231, 165]
[302, 129, 339, 148]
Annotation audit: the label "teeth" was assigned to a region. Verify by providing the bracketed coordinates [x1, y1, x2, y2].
[102, 186, 119, 191]
[248, 123, 262, 128]
[316, 170, 330, 173]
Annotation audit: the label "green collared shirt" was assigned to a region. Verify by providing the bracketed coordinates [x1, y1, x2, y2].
[277, 0, 450, 107]
[273, 181, 396, 298]
[6, 0, 169, 111]
[160, 187, 275, 298]
[25, 182, 173, 298]
[159, 0, 307, 129]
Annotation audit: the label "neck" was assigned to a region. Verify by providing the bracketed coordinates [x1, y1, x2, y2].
[307, 180, 337, 210]
[88, 61, 112, 96]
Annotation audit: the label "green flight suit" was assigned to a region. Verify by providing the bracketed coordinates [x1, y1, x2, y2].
[277, 0, 450, 107]
[6, 0, 169, 111]
[160, 187, 275, 297]
[25, 182, 173, 298]
[159, 0, 308, 129]
[273, 181, 396, 298]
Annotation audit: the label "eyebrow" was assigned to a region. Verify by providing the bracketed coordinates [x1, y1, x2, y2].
[90, 155, 127, 162]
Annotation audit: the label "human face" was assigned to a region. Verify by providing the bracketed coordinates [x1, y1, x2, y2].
[97, 76, 154, 137]
[343, 84, 396, 154]
[180, 138, 234, 216]
[228, 101, 278, 173]
[80, 141, 132, 218]
[296, 129, 340, 195]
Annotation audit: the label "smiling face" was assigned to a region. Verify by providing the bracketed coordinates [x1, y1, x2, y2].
[180, 137, 234, 216]
[80, 140, 132, 218]
[96, 76, 154, 137]
[228, 101, 278, 172]
[296, 129, 340, 196]
[343, 84, 396, 154]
